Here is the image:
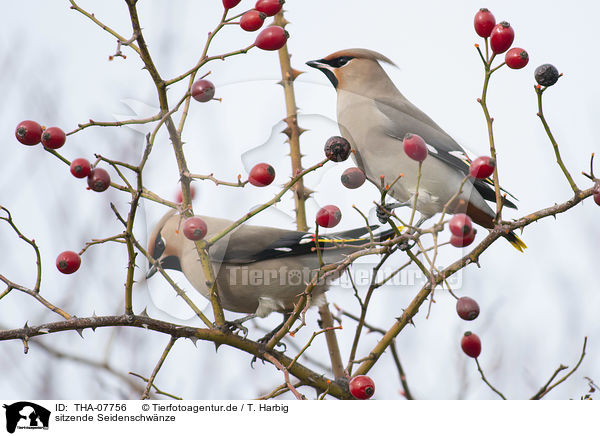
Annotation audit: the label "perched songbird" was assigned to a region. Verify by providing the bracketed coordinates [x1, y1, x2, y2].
[306, 48, 525, 250]
[147, 210, 392, 318]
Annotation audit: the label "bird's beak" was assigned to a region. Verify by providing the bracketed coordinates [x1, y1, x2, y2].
[306, 59, 338, 88]
[146, 262, 158, 279]
[306, 59, 327, 69]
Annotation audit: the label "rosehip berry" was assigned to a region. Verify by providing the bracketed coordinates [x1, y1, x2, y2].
[175, 184, 197, 203]
[505, 48, 529, 69]
[15, 120, 43, 146]
[255, 26, 288, 51]
[183, 216, 208, 241]
[450, 228, 477, 248]
[456, 297, 480, 321]
[403, 133, 428, 162]
[222, 0, 241, 9]
[70, 158, 92, 179]
[474, 8, 496, 38]
[191, 79, 215, 102]
[341, 167, 366, 189]
[56, 251, 81, 274]
[349, 375, 375, 400]
[240, 10, 266, 32]
[41, 126, 66, 149]
[248, 163, 276, 187]
[87, 168, 111, 192]
[534, 64, 560, 87]
[593, 182, 600, 206]
[255, 0, 284, 17]
[324, 136, 351, 162]
[461, 331, 482, 358]
[449, 213, 473, 237]
[316, 205, 342, 228]
[469, 156, 495, 179]
[490, 21, 514, 54]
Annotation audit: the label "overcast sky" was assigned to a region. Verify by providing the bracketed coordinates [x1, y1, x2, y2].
[1, 1, 599, 400]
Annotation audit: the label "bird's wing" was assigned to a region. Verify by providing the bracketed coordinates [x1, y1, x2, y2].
[211, 224, 382, 264]
[374, 97, 517, 207]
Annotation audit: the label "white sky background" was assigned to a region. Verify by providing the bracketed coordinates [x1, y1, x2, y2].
[1, 0, 599, 400]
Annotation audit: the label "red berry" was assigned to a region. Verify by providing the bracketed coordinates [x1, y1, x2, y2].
[450, 228, 477, 248]
[593, 182, 600, 206]
[240, 10, 266, 32]
[341, 167, 366, 189]
[255, 26, 288, 51]
[255, 0, 284, 16]
[56, 251, 81, 274]
[490, 21, 514, 54]
[175, 184, 197, 203]
[191, 79, 215, 102]
[403, 133, 428, 162]
[449, 213, 473, 237]
[461, 331, 482, 358]
[316, 205, 342, 228]
[87, 168, 111, 192]
[349, 375, 375, 400]
[222, 0, 241, 9]
[324, 136, 351, 162]
[183, 216, 208, 241]
[474, 8, 496, 38]
[248, 163, 276, 187]
[70, 158, 92, 178]
[15, 120, 43, 146]
[469, 156, 495, 179]
[41, 126, 66, 149]
[505, 47, 529, 69]
[456, 297, 480, 321]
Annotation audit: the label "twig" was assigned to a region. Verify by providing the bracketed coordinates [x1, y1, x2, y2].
[129, 372, 182, 400]
[535, 85, 579, 193]
[141, 336, 178, 399]
[475, 358, 506, 400]
[264, 352, 306, 400]
[0, 206, 43, 292]
[530, 336, 588, 400]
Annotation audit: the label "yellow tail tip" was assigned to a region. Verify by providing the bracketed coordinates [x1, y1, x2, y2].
[507, 233, 527, 252]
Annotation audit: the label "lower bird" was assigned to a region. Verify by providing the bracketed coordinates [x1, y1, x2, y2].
[146, 210, 391, 320]
[306, 48, 525, 251]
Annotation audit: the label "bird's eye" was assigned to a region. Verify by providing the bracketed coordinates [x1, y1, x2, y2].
[329, 56, 353, 68]
[153, 234, 166, 259]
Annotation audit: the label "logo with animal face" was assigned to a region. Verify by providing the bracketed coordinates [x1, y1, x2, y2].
[3, 402, 50, 433]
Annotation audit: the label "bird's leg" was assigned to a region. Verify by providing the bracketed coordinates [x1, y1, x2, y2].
[220, 314, 257, 338]
[251, 313, 291, 367]
[376, 201, 410, 224]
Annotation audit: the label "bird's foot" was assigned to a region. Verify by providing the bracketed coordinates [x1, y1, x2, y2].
[219, 314, 256, 338]
[376, 202, 404, 224]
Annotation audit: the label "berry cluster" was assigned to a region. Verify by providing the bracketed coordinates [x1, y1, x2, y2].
[15, 120, 66, 149]
[474, 8, 528, 69]
[223, 0, 288, 51]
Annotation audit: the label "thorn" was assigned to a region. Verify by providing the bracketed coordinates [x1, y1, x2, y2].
[276, 79, 285, 87]
[76, 329, 85, 338]
[189, 337, 198, 346]
[139, 307, 149, 317]
[214, 342, 221, 352]
[290, 68, 304, 80]
[281, 126, 292, 138]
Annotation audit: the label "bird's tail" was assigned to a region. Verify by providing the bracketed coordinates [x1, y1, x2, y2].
[318, 226, 396, 247]
[505, 230, 527, 252]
